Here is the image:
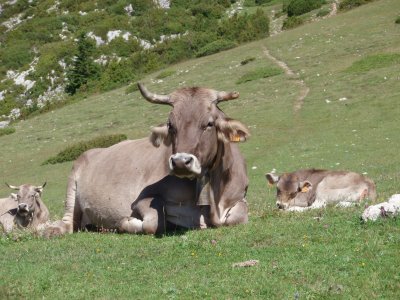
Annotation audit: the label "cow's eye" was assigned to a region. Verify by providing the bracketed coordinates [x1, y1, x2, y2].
[203, 121, 214, 131]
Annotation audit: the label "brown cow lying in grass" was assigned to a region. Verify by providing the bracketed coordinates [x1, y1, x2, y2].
[266, 169, 377, 211]
[0, 183, 49, 233]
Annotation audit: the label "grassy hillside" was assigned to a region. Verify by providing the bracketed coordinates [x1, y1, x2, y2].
[1, 0, 400, 298]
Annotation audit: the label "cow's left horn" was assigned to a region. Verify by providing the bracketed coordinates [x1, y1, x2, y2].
[5, 183, 19, 190]
[216, 91, 239, 103]
[137, 83, 172, 105]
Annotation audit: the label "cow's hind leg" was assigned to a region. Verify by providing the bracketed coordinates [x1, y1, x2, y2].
[121, 197, 165, 235]
[223, 199, 248, 226]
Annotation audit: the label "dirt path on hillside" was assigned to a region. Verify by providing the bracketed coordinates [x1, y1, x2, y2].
[264, 1, 339, 111]
[262, 47, 309, 112]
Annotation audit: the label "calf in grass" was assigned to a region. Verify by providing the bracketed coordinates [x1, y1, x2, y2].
[266, 169, 376, 211]
[0, 183, 49, 233]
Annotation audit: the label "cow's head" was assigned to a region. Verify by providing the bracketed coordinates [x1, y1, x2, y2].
[138, 83, 249, 178]
[6, 182, 46, 219]
[266, 173, 312, 209]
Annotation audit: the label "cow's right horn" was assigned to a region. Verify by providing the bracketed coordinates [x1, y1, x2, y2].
[5, 183, 19, 190]
[137, 83, 172, 105]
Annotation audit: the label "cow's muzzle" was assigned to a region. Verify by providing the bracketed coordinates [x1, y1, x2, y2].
[276, 202, 289, 210]
[17, 203, 30, 216]
[169, 153, 201, 178]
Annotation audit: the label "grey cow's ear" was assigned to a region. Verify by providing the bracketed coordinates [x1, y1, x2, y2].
[216, 118, 250, 143]
[10, 193, 18, 201]
[266, 173, 279, 185]
[299, 181, 312, 193]
[150, 124, 171, 147]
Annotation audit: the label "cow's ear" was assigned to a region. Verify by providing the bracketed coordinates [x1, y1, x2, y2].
[216, 118, 249, 143]
[150, 124, 170, 147]
[299, 181, 312, 193]
[266, 173, 279, 185]
[10, 193, 18, 201]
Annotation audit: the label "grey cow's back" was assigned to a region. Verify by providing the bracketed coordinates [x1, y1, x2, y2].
[73, 138, 172, 228]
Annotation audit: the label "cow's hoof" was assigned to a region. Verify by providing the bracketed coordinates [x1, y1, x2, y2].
[42, 223, 66, 238]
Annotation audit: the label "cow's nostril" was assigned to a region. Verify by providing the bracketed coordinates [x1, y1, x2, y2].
[18, 203, 28, 210]
[276, 203, 284, 209]
[171, 159, 176, 167]
[184, 156, 193, 166]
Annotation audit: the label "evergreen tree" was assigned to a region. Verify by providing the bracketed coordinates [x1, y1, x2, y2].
[65, 32, 99, 95]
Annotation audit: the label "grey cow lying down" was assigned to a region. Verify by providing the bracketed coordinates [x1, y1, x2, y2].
[45, 83, 249, 237]
[266, 169, 377, 212]
[0, 183, 49, 233]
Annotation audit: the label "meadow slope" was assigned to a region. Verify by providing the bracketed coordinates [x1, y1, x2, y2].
[1, 0, 400, 298]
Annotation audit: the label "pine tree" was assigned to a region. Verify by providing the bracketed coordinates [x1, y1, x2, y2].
[65, 32, 99, 95]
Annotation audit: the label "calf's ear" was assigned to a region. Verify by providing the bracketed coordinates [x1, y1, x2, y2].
[266, 173, 279, 185]
[216, 118, 250, 143]
[150, 124, 170, 147]
[299, 181, 312, 193]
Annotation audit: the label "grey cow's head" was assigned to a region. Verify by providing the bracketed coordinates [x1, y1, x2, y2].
[138, 83, 249, 178]
[7, 182, 46, 219]
[265, 173, 312, 209]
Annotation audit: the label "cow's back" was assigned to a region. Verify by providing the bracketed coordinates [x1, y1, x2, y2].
[315, 171, 375, 203]
[74, 138, 172, 228]
[0, 197, 16, 232]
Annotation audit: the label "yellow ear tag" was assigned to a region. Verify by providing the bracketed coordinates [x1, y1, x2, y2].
[268, 182, 274, 187]
[301, 186, 309, 193]
[230, 134, 241, 142]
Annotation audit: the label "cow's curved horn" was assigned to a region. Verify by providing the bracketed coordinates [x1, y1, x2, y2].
[35, 182, 46, 193]
[5, 183, 19, 190]
[137, 83, 172, 105]
[216, 91, 239, 103]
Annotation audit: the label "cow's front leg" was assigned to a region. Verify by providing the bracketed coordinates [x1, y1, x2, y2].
[124, 197, 166, 235]
[223, 199, 248, 226]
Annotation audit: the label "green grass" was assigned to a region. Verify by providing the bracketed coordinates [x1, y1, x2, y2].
[236, 66, 283, 84]
[1, 0, 400, 298]
[345, 53, 400, 73]
[155, 70, 176, 79]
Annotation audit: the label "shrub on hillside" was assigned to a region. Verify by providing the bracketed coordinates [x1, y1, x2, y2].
[395, 16, 400, 24]
[286, 0, 325, 17]
[240, 57, 256, 65]
[236, 67, 282, 84]
[282, 16, 305, 30]
[42, 134, 128, 165]
[196, 40, 237, 57]
[218, 9, 270, 43]
[0, 127, 15, 137]
[339, 0, 374, 11]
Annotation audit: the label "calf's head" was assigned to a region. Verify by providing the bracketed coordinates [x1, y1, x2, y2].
[138, 83, 249, 178]
[266, 173, 312, 209]
[6, 182, 46, 221]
